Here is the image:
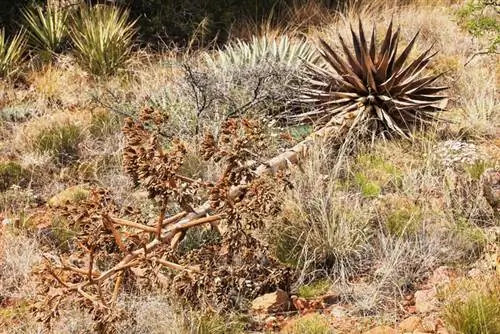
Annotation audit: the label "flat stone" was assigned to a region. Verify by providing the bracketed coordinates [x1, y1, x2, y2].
[251, 289, 290, 313]
[330, 305, 348, 318]
[399, 316, 422, 332]
[363, 325, 397, 334]
[414, 289, 438, 313]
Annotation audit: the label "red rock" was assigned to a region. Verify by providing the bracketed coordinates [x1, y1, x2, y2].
[421, 315, 438, 332]
[398, 316, 422, 332]
[414, 289, 438, 313]
[251, 289, 290, 313]
[363, 325, 397, 334]
[428, 266, 452, 287]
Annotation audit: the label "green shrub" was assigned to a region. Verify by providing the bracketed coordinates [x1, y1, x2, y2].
[0, 161, 30, 191]
[355, 173, 382, 198]
[0, 28, 27, 79]
[0, 104, 37, 122]
[69, 5, 136, 77]
[22, 5, 68, 62]
[89, 109, 121, 137]
[456, 0, 499, 53]
[443, 278, 500, 334]
[449, 219, 487, 262]
[385, 204, 422, 237]
[32, 121, 83, 165]
[298, 279, 330, 299]
[285, 314, 331, 334]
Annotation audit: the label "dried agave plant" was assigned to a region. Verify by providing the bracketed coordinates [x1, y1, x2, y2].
[283, 20, 448, 138]
[33, 110, 293, 331]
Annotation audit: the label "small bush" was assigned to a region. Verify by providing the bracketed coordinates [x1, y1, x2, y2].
[284, 313, 331, 334]
[0, 105, 37, 122]
[69, 5, 136, 77]
[0, 28, 27, 79]
[89, 109, 121, 138]
[22, 5, 68, 62]
[443, 277, 500, 334]
[298, 279, 331, 299]
[32, 121, 83, 165]
[456, 0, 499, 53]
[0, 161, 30, 191]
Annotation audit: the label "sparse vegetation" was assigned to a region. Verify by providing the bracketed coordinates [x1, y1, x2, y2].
[0, 161, 30, 191]
[443, 277, 500, 334]
[30, 119, 83, 165]
[0, 0, 498, 333]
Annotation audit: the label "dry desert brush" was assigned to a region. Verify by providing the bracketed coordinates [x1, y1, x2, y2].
[32, 111, 294, 331]
[287, 20, 448, 138]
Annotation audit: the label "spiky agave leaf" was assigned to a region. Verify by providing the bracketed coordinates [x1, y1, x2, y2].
[290, 20, 448, 138]
[205, 35, 320, 70]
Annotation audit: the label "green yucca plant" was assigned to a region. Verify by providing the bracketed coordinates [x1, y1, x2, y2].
[22, 5, 68, 61]
[289, 20, 448, 138]
[69, 5, 136, 77]
[206, 35, 320, 70]
[0, 28, 27, 79]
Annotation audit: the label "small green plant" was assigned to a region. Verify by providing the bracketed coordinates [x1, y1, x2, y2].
[456, 1, 499, 53]
[0, 161, 30, 191]
[285, 314, 331, 334]
[69, 5, 136, 76]
[89, 109, 121, 137]
[355, 173, 382, 198]
[466, 159, 493, 180]
[298, 279, 331, 299]
[32, 121, 83, 165]
[449, 219, 487, 262]
[386, 205, 422, 237]
[22, 5, 68, 61]
[191, 312, 246, 334]
[443, 278, 500, 334]
[0, 28, 27, 79]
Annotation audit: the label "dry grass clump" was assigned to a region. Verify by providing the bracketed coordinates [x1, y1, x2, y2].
[267, 143, 373, 282]
[282, 313, 331, 334]
[0, 229, 40, 301]
[0, 161, 30, 191]
[442, 276, 500, 334]
[113, 294, 186, 334]
[268, 130, 496, 315]
[16, 113, 86, 167]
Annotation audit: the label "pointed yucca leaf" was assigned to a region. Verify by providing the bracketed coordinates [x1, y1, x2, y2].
[397, 73, 443, 94]
[318, 39, 350, 75]
[350, 23, 364, 68]
[412, 86, 449, 95]
[405, 94, 448, 102]
[338, 34, 364, 78]
[392, 30, 420, 75]
[378, 19, 394, 59]
[393, 46, 434, 85]
[386, 27, 400, 76]
[369, 25, 377, 62]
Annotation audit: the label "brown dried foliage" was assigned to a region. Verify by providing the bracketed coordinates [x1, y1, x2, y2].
[32, 108, 292, 331]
